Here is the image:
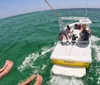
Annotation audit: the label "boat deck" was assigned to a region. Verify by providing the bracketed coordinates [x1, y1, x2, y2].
[50, 17, 92, 77]
[50, 30, 92, 63]
[50, 41, 92, 63]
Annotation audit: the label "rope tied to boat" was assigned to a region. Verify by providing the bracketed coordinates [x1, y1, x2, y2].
[44, 0, 60, 18]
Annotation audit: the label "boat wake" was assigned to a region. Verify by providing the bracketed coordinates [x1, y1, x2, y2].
[17, 35, 100, 85]
[84, 35, 100, 85]
[18, 45, 54, 72]
[47, 75, 84, 85]
[91, 35, 100, 61]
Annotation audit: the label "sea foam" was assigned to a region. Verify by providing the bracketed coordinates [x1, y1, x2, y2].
[47, 75, 84, 85]
[18, 45, 54, 72]
[91, 35, 100, 61]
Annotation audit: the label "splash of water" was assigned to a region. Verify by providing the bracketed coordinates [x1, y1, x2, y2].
[18, 45, 54, 72]
[18, 52, 40, 72]
[47, 75, 84, 85]
[91, 35, 100, 61]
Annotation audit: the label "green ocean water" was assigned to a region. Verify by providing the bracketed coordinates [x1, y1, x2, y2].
[0, 9, 100, 85]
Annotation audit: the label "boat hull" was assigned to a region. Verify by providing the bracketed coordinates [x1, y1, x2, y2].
[51, 59, 90, 68]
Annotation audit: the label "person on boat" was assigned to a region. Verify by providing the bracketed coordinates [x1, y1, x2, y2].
[75, 24, 81, 30]
[80, 24, 91, 40]
[58, 25, 72, 42]
[0, 60, 13, 79]
[19, 74, 43, 85]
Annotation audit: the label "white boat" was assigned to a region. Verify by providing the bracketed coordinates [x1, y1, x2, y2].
[44, 0, 92, 78]
[50, 17, 92, 77]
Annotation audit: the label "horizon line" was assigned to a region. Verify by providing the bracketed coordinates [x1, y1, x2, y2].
[0, 8, 100, 20]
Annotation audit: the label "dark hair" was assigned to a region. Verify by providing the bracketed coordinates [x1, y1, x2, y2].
[67, 25, 70, 30]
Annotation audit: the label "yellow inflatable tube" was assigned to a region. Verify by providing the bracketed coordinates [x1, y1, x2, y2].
[51, 59, 90, 68]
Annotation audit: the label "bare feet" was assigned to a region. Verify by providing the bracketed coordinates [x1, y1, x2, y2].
[29, 74, 36, 81]
[0, 60, 13, 79]
[5, 60, 13, 73]
[34, 74, 43, 85]
[0, 60, 9, 73]
[19, 74, 36, 85]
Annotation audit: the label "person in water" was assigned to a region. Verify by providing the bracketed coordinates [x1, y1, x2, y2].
[19, 74, 43, 85]
[80, 24, 91, 40]
[58, 25, 72, 42]
[0, 60, 13, 79]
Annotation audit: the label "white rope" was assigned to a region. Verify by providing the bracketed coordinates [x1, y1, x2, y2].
[85, 0, 88, 19]
[44, 0, 60, 18]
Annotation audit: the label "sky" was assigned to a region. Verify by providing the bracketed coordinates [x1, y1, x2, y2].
[0, 0, 100, 19]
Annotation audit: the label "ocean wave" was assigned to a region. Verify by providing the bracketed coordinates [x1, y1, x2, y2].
[91, 35, 100, 61]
